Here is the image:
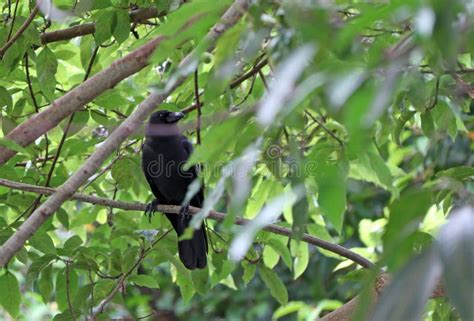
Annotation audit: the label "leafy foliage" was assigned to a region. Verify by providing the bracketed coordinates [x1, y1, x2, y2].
[0, 0, 473, 320]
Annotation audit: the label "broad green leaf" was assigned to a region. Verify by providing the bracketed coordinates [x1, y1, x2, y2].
[0, 272, 21, 318]
[27, 254, 57, 285]
[431, 101, 457, 140]
[0, 86, 12, 110]
[29, 232, 57, 255]
[113, 10, 130, 43]
[94, 10, 115, 45]
[263, 245, 280, 268]
[63, 235, 83, 252]
[112, 157, 141, 191]
[191, 267, 210, 295]
[383, 188, 432, 249]
[241, 261, 256, 286]
[267, 238, 292, 269]
[36, 47, 58, 101]
[313, 160, 348, 233]
[349, 147, 396, 195]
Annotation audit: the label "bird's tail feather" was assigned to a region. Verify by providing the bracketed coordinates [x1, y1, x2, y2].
[165, 213, 208, 270]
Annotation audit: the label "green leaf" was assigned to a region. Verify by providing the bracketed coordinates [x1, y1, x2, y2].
[191, 267, 210, 295]
[113, 10, 130, 43]
[128, 274, 159, 288]
[38, 264, 54, 303]
[393, 110, 416, 146]
[291, 240, 309, 279]
[111, 157, 140, 191]
[0, 86, 12, 110]
[0, 272, 21, 318]
[432, 101, 457, 140]
[63, 235, 83, 252]
[314, 160, 348, 233]
[259, 265, 288, 305]
[55, 267, 78, 312]
[349, 147, 396, 195]
[27, 254, 57, 285]
[241, 261, 256, 286]
[421, 111, 435, 137]
[0, 138, 31, 157]
[36, 47, 58, 101]
[95, 10, 115, 45]
[436, 166, 474, 181]
[267, 238, 292, 269]
[30, 232, 57, 255]
[263, 244, 280, 268]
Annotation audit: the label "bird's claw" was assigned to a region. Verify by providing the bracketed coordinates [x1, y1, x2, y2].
[179, 204, 190, 223]
[145, 199, 160, 223]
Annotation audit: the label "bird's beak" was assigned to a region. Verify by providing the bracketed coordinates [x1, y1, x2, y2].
[165, 111, 185, 123]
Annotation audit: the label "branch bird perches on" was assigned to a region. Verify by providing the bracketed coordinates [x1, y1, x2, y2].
[0, 178, 374, 269]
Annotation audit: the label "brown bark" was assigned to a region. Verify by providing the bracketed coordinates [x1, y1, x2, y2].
[40, 7, 167, 44]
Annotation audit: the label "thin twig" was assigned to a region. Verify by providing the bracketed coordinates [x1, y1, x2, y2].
[230, 56, 268, 89]
[426, 76, 440, 111]
[6, 0, 19, 42]
[25, 54, 50, 168]
[66, 261, 77, 321]
[304, 110, 344, 148]
[194, 69, 202, 145]
[258, 69, 269, 89]
[92, 230, 171, 316]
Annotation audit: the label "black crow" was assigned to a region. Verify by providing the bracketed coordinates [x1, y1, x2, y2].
[142, 110, 207, 269]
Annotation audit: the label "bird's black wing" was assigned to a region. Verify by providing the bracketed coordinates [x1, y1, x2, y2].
[181, 136, 204, 208]
[180, 136, 208, 268]
[142, 143, 165, 202]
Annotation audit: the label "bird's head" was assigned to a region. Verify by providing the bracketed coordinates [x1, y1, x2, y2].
[149, 110, 185, 124]
[146, 110, 185, 137]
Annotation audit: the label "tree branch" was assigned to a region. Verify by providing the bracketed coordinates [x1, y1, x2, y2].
[0, 34, 165, 165]
[318, 274, 445, 321]
[40, 7, 169, 45]
[0, 178, 374, 269]
[0, 0, 251, 268]
[0, 4, 40, 58]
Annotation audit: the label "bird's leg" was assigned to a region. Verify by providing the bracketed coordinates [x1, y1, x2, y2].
[179, 203, 190, 224]
[145, 199, 160, 223]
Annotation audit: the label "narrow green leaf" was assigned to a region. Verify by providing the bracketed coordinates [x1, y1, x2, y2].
[259, 265, 288, 305]
[128, 274, 159, 288]
[38, 264, 54, 303]
[36, 47, 58, 101]
[291, 240, 309, 279]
